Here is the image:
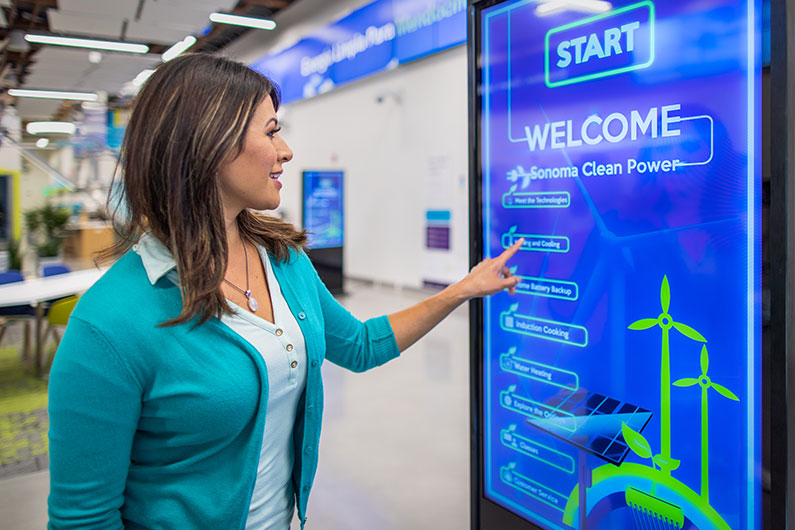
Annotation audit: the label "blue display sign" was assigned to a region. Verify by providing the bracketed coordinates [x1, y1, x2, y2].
[478, 1, 760, 530]
[250, 0, 466, 104]
[303, 171, 344, 249]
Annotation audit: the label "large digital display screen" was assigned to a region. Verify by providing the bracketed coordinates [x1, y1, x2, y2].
[302, 171, 344, 249]
[477, 1, 761, 529]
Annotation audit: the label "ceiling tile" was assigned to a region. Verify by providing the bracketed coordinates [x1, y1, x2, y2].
[14, 99, 64, 121]
[24, 47, 158, 93]
[57, 0, 139, 19]
[47, 10, 127, 40]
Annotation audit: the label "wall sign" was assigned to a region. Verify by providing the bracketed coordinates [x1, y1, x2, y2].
[250, 0, 466, 104]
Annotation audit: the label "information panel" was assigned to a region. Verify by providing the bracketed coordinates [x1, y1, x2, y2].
[303, 171, 344, 249]
[476, 1, 761, 529]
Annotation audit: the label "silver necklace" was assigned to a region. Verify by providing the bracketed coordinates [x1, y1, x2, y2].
[224, 241, 258, 312]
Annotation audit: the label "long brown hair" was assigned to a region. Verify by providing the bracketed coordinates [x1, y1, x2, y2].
[99, 53, 306, 326]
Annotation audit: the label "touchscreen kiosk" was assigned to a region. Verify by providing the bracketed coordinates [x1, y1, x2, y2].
[302, 170, 344, 294]
[469, 1, 765, 529]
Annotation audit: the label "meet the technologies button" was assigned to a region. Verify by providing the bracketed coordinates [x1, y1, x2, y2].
[502, 231, 569, 253]
[500, 306, 588, 347]
[502, 189, 570, 209]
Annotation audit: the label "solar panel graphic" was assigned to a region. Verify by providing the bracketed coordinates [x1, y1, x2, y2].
[524, 388, 653, 465]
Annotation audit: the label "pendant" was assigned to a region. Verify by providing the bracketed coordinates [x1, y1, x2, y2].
[248, 296, 259, 312]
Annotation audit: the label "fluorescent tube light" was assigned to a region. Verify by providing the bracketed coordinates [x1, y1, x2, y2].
[132, 69, 156, 87]
[209, 13, 276, 30]
[26, 122, 76, 135]
[24, 34, 149, 54]
[162, 35, 197, 62]
[35, 138, 50, 148]
[8, 89, 98, 102]
[536, 0, 612, 16]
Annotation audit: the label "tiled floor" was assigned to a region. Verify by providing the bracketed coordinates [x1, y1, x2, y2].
[0, 280, 471, 529]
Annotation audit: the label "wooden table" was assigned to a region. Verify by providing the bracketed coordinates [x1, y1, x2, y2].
[0, 268, 106, 376]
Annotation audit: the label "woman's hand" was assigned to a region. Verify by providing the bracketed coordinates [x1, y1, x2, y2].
[455, 238, 525, 300]
[387, 238, 524, 352]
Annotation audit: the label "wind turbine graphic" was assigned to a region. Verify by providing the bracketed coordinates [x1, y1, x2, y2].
[673, 344, 739, 504]
[628, 276, 707, 476]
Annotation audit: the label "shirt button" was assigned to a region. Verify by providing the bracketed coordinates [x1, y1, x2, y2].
[275, 328, 283, 336]
[307, 404, 314, 411]
[303, 486, 310, 492]
[311, 360, 318, 367]
[298, 312, 306, 320]
[286, 344, 294, 352]
[304, 446, 313, 454]
[291, 360, 298, 368]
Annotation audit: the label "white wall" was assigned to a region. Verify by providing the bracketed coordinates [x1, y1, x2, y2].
[225, 0, 470, 288]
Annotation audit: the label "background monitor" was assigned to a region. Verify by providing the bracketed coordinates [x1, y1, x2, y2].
[302, 170, 344, 250]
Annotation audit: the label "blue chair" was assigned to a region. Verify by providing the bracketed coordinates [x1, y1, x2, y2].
[0, 270, 33, 362]
[0, 270, 34, 315]
[42, 264, 73, 308]
[0, 270, 24, 284]
[42, 264, 71, 277]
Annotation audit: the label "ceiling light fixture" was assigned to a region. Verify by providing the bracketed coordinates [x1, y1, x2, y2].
[35, 138, 50, 148]
[162, 35, 197, 62]
[132, 69, 156, 87]
[535, 0, 612, 16]
[208, 13, 276, 30]
[8, 89, 99, 102]
[24, 34, 149, 54]
[26, 121, 76, 135]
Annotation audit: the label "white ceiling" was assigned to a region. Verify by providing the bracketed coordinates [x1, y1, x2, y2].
[13, 0, 240, 121]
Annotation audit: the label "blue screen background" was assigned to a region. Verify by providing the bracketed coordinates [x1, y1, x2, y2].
[479, 1, 761, 529]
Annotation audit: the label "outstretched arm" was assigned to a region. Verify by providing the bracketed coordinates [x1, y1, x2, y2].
[387, 238, 524, 351]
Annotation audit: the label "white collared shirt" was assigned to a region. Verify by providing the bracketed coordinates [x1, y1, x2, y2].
[133, 233, 307, 530]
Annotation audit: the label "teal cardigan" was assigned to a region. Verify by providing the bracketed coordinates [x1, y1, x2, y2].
[47, 249, 400, 529]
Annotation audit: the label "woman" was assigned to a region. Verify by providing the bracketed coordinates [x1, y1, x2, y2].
[47, 54, 522, 529]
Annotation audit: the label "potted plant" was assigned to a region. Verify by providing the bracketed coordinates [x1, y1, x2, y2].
[25, 204, 71, 260]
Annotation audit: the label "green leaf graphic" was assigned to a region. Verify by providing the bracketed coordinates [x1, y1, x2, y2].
[661, 276, 670, 313]
[509, 184, 518, 193]
[509, 424, 517, 432]
[509, 225, 517, 234]
[700, 345, 709, 375]
[509, 303, 519, 313]
[508, 385, 516, 393]
[628, 318, 658, 330]
[673, 378, 699, 387]
[622, 422, 652, 459]
[672, 321, 707, 342]
[509, 265, 518, 274]
[711, 383, 740, 401]
[508, 346, 517, 354]
[652, 453, 681, 472]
